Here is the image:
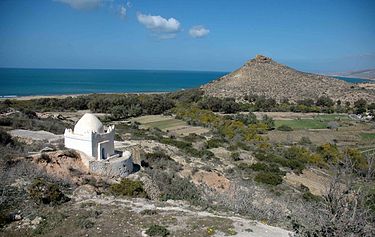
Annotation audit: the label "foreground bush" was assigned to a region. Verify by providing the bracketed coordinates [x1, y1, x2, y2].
[145, 224, 170, 237]
[109, 178, 147, 198]
[29, 178, 70, 205]
[146, 169, 202, 204]
[277, 125, 293, 131]
[254, 172, 283, 186]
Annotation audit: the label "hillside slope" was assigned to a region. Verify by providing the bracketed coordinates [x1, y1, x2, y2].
[202, 55, 375, 103]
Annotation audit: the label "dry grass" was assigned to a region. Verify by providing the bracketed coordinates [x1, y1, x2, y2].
[284, 169, 330, 196]
[132, 115, 209, 136]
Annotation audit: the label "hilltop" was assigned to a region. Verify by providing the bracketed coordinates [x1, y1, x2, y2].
[201, 55, 375, 103]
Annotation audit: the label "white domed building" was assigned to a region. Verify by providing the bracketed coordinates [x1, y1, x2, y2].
[64, 113, 133, 177]
[64, 113, 115, 160]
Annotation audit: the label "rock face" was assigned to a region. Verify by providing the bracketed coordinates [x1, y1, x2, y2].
[201, 55, 375, 103]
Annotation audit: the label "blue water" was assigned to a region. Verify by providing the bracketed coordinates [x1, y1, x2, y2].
[334, 76, 371, 84]
[0, 68, 226, 97]
[0, 68, 371, 97]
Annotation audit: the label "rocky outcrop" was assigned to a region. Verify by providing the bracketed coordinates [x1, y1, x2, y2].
[201, 55, 375, 103]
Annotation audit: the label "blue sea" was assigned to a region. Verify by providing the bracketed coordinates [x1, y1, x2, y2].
[0, 68, 371, 97]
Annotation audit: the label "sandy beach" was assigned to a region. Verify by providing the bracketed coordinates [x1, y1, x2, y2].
[0, 91, 169, 101]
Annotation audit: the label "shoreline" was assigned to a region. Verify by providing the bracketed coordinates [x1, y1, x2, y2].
[0, 91, 170, 101]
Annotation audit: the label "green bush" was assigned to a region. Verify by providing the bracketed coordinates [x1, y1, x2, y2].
[146, 169, 202, 204]
[29, 178, 70, 205]
[298, 137, 312, 145]
[145, 224, 170, 237]
[302, 191, 321, 202]
[231, 152, 241, 161]
[143, 151, 182, 172]
[0, 129, 13, 146]
[254, 172, 283, 186]
[249, 162, 269, 171]
[109, 178, 147, 198]
[277, 125, 293, 131]
[205, 138, 223, 149]
[249, 162, 285, 175]
[140, 209, 158, 215]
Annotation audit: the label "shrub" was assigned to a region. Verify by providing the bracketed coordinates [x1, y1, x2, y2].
[29, 178, 70, 205]
[76, 218, 95, 229]
[354, 98, 367, 114]
[146, 169, 202, 204]
[145, 224, 170, 237]
[250, 162, 285, 175]
[254, 172, 283, 186]
[0, 129, 13, 146]
[250, 162, 269, 171]
[277, 125, 293, 131]
[255, 150, 305, 172]
[109, 178, 147, 198]
[316, 96, 334, 107]
[317, 144, 341, 163]
[205, 138, 223, 149]
[302, 191, 321, 202]
[140, 209, 158, 215]
[298, 137, 312, 145]
[261, 115, 275, 130]
[231, 152, 241, 161]
[143, 151, 182, 172]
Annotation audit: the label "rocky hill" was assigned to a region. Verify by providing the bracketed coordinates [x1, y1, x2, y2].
[201, 55, 375, 103]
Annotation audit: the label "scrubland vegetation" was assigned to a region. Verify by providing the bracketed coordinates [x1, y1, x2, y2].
[1, 89, 375, 236]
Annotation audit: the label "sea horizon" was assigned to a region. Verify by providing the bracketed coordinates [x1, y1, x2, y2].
[0, 68, 371, 97]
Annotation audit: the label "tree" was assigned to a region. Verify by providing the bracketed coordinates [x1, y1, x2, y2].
[316, 96, 334, 107]
[261, 115, 274, 130]
[354, 98, 367, 114]
[292, 155, 375, 236]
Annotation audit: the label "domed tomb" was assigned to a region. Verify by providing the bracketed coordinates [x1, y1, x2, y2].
[74, 113, 104, 135]
[64, 113, 115, 160]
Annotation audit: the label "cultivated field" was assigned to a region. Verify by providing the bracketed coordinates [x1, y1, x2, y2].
[262, 113, 375, 150]
[131, 115, 209, 136]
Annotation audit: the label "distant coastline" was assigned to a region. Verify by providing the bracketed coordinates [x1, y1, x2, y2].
[0, 92, 169, 100]
[0, 68, 226, 97]
[0, 68, 372, 98]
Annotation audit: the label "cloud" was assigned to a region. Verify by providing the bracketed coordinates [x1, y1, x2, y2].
[55, 0, 103, 10]
[189, 25, 210, 38]
[137, 12, 181, 33]
[119, 5, 127, 17]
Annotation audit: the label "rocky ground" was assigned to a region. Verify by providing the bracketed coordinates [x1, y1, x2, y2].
[1, 185, 291, 237]
[0, 140, 294, 237]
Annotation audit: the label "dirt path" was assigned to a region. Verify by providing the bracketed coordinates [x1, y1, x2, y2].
[75, 195, 292, 237]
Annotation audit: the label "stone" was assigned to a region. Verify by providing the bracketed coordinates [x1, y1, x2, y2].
[14, 214, 22, 221]
[40, 147, 55, 152]
[9, 213, 22, 221]
[73, 184, 97, 197]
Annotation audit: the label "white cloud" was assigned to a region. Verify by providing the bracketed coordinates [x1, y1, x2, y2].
[137, 12, 181, 33]
[119, 5, 127, 17]
[55, 0, 103, 10]
[189, 25, 210, 38]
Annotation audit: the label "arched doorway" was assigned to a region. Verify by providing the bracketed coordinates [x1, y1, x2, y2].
[101, 148, 106, 159]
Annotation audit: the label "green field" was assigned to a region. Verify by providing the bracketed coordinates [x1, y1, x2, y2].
[360, 133, 375, 140]
[142, 119, 187, 130]
[131, 115, 209, 136]
[275, 119, 327, 130]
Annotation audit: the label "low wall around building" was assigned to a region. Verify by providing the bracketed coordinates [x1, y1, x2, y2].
[89, 154, 133, 177]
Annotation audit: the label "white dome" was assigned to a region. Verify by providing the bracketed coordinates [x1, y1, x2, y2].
[74, 113, 104, 135]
